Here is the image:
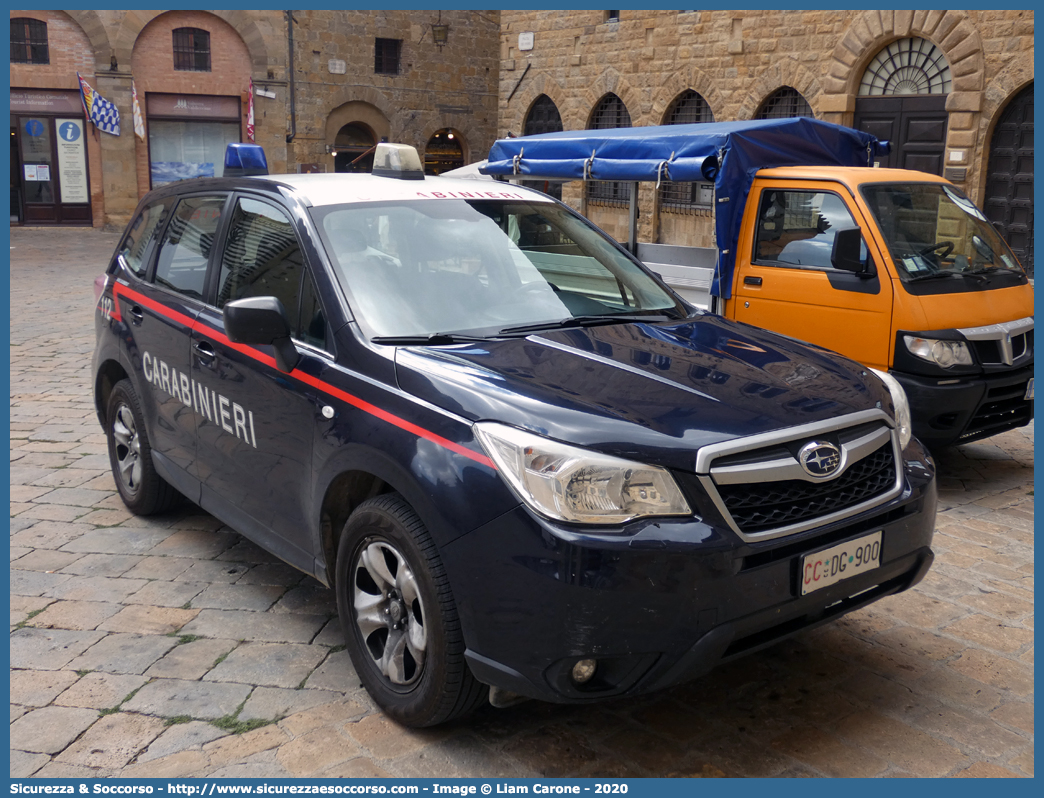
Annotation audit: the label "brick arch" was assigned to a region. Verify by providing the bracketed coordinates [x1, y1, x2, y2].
[570, 69, 643, 130]
[972, 54, 1034, 206]
[824, 10, 985, 101]
[506, 74, 569, 136]
[652, 66, 724, 124]
[737, 58, 821, 121]
[325, 86, 398, 140]
[112, 9, 270, 74]
[325, 101, 392, 150]
[63, 11, 112, 71]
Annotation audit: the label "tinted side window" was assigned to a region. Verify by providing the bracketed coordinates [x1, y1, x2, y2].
[154, 196, 226, 299]
[218, 197, 326, 349]
[118, 199, 172, 278]
[754, 190, 857, 269]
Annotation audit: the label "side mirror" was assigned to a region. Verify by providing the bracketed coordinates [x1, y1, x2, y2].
[831, 227, 873, 277]
[223, 296, 300, 373]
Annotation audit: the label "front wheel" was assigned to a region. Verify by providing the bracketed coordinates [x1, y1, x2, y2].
[335, 494, 486, 727]
[105, 379, 177, 515]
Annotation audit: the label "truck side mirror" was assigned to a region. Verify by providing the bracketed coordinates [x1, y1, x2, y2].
[831, 227, 873, 277]
[223, 296, 301, 373]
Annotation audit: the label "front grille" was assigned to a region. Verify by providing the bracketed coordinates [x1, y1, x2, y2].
[716, 444, 896, 534]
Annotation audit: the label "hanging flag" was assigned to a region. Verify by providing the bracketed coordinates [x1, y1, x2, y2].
[246, 78, 255, 142]
[131, 80, 145, 141]
[77, 72, 120, 136]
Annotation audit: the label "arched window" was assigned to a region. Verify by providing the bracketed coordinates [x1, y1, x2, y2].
[587, 93, 631, 205]
[173, 27, 211, 72]
[424, 129, 464, 175]
[755, 87, 813, 119]
[859, 38, 951, 96]
[522, 95, 564, 199]
[11, 18, 49, 64]
[665, 90, 713, 125]
[660, 91, 714, 212]
[523, 95, 563, 137]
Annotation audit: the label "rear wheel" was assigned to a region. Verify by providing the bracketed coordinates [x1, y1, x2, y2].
[105, 379, 177, 515]
[335, 494, 486, 727]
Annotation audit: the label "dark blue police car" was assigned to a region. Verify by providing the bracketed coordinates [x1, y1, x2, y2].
[92, 142, 936, 727]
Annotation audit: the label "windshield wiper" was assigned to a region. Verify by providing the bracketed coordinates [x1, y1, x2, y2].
[371, 333, 491, 346]
[498, 311, 679, 336]
[962, 266, 1021, 277]
[906, 271, 964, 283]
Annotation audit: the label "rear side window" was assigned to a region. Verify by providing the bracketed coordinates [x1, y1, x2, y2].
[118, 199, 172, 278]
[217, 197, 326, 349]
[753, 190, 858, 269]
[154, 195, 226, 299]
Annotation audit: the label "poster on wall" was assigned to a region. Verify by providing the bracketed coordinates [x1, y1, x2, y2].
[55, 119, 90, 204]
[150, 162, 216, 187]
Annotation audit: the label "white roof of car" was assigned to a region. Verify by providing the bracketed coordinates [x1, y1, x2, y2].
[253, 172, 554, 208]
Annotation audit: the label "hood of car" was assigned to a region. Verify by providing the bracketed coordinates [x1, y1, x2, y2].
[394, 316, 887, 472]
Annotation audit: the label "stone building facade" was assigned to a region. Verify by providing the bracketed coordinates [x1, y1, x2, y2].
[10, 9, 499, 229]
[497, 10, 1034, 271]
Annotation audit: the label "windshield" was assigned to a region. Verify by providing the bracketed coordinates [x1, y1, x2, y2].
[311, 199, 685, 338]
[861, 183, 1027, 294]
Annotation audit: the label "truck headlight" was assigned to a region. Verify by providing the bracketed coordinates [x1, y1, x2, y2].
[870, 369, 912, 449]
[475, 423, 692, 525]
[903, 335, 972, 368]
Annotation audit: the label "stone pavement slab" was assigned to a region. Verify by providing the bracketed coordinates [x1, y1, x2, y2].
[52, 672, 149, 710]
[137, 721, 228, 764]
[10, 670, 80, 708]
[9, 706, 100, 754]
[122, 678, 252, 720]
[145, 638, 239, 681]
[55, 711, 166, 769]
[67, 633, 177, 675]
[10, 628, 106, 671]
[239, 686, 345, 722]
[204, 642, 328, 689]
[178, 608, 328, 643]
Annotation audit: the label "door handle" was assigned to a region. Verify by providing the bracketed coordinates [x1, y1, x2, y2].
[744, 276, 763, 287]
[193, 340, 216, 365]
[128, 305, 144, 324]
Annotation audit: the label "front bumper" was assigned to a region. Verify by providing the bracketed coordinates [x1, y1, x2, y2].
[894, 365, 1033, 448]
[443, 440, 937, 704]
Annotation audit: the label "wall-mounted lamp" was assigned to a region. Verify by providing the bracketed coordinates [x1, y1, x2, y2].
[432, 11, 449, 48]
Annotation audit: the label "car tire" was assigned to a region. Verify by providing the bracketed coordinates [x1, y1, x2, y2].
[105, 378, 178, 515]
[335, 493, 487, 727]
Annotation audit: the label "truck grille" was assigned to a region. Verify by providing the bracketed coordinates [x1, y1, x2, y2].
[694, 410, 903, 542]
[716, 444, 895, 534]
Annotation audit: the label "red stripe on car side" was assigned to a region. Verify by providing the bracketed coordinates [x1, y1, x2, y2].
[111, 282, 496, 470]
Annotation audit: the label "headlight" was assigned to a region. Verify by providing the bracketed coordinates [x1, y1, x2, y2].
[903, 335, 972, 368]
[474, 423, 692, 525]
[870, 369, 912, 449]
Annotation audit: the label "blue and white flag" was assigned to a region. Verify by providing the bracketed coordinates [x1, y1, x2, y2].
[77, 72, 121, 136]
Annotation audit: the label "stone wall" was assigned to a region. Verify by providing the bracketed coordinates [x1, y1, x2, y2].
[288, 10, 500, 173]
[498, 9, 1034, 248]
[10, 10, 498, 228]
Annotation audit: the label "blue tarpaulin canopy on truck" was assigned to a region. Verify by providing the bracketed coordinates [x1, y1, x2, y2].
[481, 118, 889, 299]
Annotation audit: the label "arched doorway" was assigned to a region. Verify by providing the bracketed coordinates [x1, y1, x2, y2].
[333, 123, 375, 173]
[587, 93, 631, 205]
[853, 37, 951, 174]
[424, 129, 464, 175]
[984, 83, 1033, 276]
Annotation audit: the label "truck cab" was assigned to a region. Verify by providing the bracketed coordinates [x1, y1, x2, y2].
[730, 167, 1033, 448]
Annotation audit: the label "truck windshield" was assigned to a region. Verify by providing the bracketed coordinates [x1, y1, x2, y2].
[861, 183, 1027, 294]
[312, 199, 686, 339]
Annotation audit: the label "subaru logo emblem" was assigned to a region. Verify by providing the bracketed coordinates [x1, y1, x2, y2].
[798, 441, 841, 478]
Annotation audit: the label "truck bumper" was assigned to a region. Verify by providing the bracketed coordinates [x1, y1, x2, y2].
[893, 365, 1033, 449]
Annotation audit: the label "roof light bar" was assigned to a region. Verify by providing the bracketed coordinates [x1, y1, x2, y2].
[224, 143, 269, 177]
[372, 143, 425, 181]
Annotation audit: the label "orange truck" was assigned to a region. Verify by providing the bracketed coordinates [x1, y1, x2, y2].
[482, 119, 1034, 449]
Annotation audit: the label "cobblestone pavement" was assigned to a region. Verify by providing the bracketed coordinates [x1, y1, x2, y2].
[10, 227, 1034, 778]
